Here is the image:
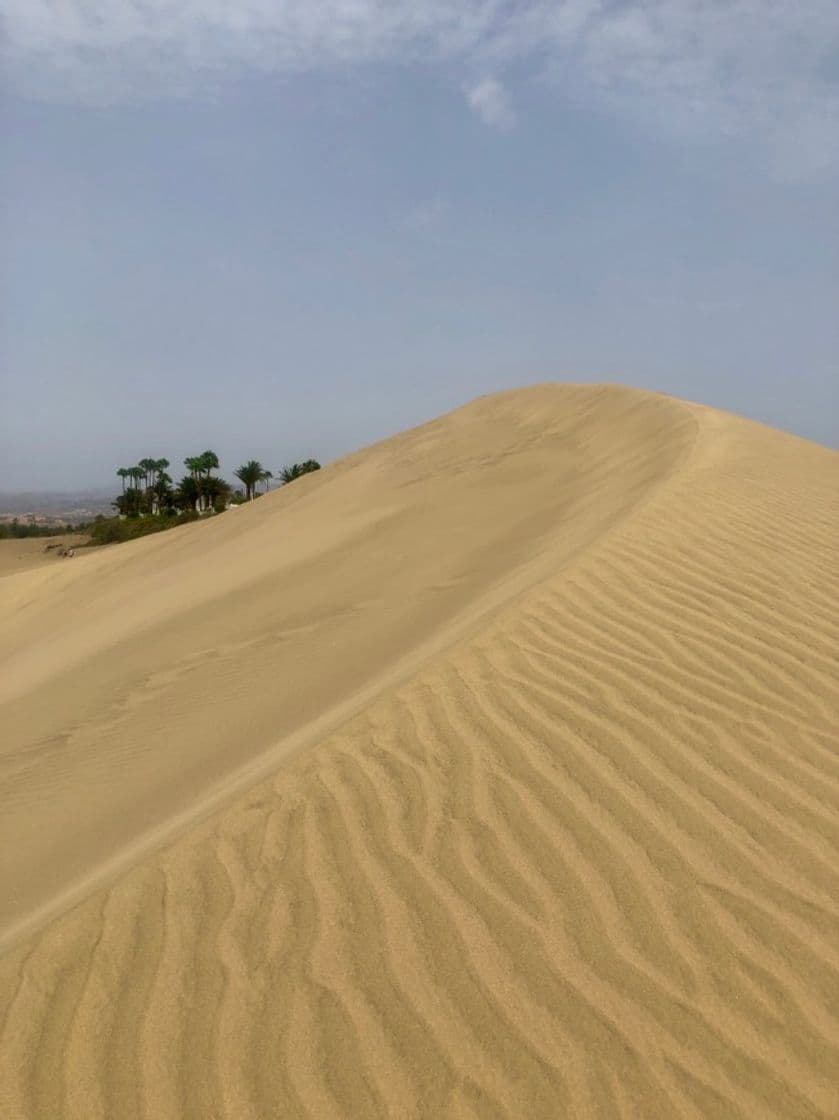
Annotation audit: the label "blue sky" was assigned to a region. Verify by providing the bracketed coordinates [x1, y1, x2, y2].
[2, 2, 837, 490]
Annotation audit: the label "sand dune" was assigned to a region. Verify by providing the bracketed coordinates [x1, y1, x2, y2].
[1, 383, 837, 1118]
[0, 535, 90, 577]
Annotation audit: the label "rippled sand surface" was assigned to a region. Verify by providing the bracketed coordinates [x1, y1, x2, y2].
[1, 384, 837, 1118]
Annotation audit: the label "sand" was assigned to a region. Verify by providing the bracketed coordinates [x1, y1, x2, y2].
[0, 534, 90, 577]
[0, 382, 837, 1119]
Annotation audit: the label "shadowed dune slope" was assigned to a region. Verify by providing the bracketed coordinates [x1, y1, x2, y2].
[1, 382, 838, 1119]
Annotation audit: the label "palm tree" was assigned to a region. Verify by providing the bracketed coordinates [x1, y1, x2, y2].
[184, 455, 205, 510]
[115, 466, 145, 517]
[204, 475, 232, 512]
[129, 466, 146, 513]
[152, 471, 174, 516]
[138, 457, 157, 491]
[141, 458, 170, 514]
[184, 451, 220, 511]
[234, 460, 272, 500]
[199, 450, 219, 479]
[175, 475, 201, 513]
[278, 459, 321, 485]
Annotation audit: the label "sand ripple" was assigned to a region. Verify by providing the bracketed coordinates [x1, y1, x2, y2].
[1, 385, 837, 1117]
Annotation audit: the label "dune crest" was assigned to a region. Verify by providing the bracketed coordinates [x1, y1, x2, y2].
[1, 383, 837, 1118]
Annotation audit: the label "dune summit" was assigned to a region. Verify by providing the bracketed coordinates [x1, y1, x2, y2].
[1, 382, 837, 1118]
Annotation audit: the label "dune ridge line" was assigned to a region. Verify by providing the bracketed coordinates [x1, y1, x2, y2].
[1, 382, 837, 1119]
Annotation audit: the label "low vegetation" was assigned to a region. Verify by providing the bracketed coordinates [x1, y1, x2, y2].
[85, 511, 200, 545]
[0, 521, 86, 539]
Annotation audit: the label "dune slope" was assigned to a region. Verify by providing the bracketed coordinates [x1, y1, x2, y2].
[1, 383, 837, 1118]
[0, 535, 90, 577]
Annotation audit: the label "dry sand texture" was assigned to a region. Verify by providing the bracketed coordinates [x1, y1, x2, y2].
[1, 383, 837, 1118]
[0, 535, 90, 577]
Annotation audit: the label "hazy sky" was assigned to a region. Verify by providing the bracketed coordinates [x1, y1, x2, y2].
[2, 2, 837, 490]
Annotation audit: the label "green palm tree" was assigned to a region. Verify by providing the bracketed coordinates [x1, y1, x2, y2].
[116, 466, 144, 517]
[234, 460, 271, 500]
[199, 450, 219, 479]
[184, 455, 205, 509]
[150, 470, 173, 515]
[234, 461, 259, 501]
[138, 458, 157, 490]
[204, 475, 232, 512]
[278, 459, 321, 485]
[184, 451, 220, 511]
[175, 475, 201, 513]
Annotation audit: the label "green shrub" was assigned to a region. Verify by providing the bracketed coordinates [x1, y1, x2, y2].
[85, 511, 199, 546]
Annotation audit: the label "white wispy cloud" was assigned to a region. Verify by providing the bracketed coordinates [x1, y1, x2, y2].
[3, 1, 838, 171]
[466, 78, 515, 129]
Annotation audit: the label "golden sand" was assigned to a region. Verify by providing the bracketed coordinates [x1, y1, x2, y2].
[0, 534, 89, 577]
[1, 383, 837, 1118]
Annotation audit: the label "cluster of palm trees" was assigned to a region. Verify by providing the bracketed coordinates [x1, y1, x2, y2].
[113, 452, 320, 518]
[277, 460, 322, 485]
[116, 458, 173, 516]
[178, 450, 231, 513]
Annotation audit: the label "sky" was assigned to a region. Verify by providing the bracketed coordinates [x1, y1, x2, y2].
[1, 1, 838, 491]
